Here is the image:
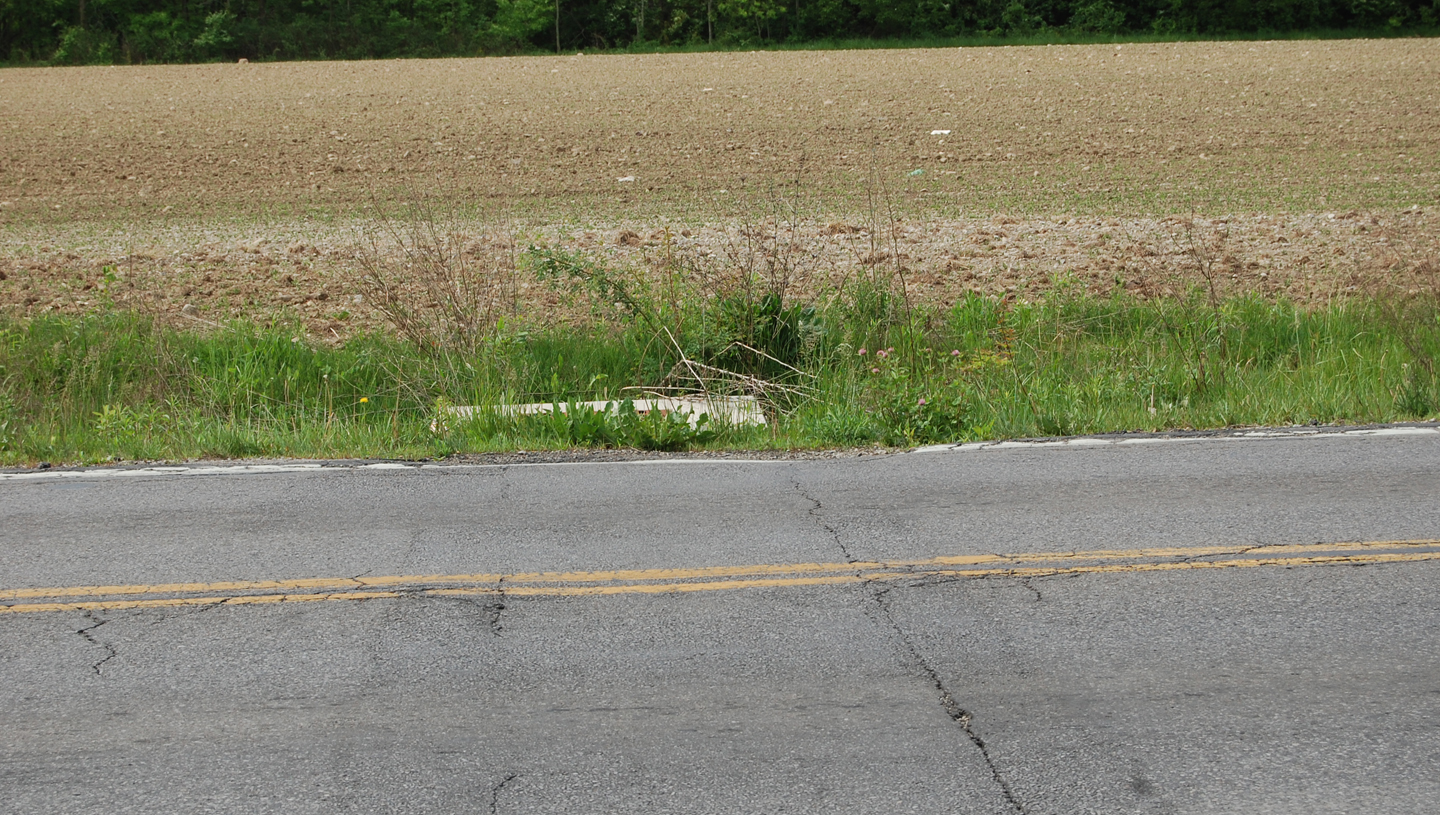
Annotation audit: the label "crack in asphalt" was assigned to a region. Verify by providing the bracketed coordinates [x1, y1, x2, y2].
[488, 572, 509, 637]
[432, 588, 507, 635]
[1017, 577, 1043, 603]
[489, 773, 519, 815]
[792, 474, 1026, 814]
[76, 611, 117, 676]
[155, 597, 233, 620]
[978, 542, 1280, 582]
[870, 586, 1028, 814]
[1174, 543, 1264, 565]
[792, 477, 855, 564]
[482, 598, 507, 637]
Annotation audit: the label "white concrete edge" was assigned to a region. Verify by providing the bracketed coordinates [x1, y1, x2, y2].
[910, 425, 1440, 454]
[443, 396, 768, 430]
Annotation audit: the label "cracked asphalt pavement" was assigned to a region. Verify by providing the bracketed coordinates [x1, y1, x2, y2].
[2, 432, 1439, 813]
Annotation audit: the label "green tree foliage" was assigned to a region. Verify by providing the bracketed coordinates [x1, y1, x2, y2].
[3, 0, 1437, 65]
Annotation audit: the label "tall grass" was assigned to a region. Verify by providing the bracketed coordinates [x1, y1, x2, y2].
[799, 291, 1440, 446]
[1, 287, 1436, 465]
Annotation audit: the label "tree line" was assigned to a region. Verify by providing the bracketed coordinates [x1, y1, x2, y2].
[3, 0, 1436, 65]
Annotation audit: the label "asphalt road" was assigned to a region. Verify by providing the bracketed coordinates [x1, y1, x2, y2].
[2, 428, 1438, 813]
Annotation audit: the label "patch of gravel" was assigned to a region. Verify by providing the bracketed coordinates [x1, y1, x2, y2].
[0, 446, 901, 474]
[439, 446, 901, 465]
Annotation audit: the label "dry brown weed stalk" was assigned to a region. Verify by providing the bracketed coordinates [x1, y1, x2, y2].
[355, 202, 520, 354]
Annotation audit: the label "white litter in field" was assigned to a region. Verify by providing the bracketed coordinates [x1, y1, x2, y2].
[616, 175, 636, 182]
[930, 129, 951, 135]
[442, 395, 766, 431]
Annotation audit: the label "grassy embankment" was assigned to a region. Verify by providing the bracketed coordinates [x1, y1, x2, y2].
[1, 238, 1436, 465]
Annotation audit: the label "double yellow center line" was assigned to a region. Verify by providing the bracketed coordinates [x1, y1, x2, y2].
[2, 539, 1437, 615]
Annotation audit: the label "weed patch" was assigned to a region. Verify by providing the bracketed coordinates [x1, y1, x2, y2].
[1, 286, 1436, 466]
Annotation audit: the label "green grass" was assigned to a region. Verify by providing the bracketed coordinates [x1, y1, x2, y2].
[834, 292, 1440, 444]
[1, 289, 1437, 465]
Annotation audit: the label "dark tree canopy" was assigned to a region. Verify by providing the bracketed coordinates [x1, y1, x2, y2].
[3, 0, 1437, 65]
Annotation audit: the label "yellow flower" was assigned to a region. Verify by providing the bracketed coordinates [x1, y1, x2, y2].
[359, 397, 369, 403]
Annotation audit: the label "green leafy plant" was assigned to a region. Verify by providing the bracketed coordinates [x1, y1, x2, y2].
[50, 26, 117, 65]
[617, 400, 718, 450]
[858, 346, 991, 445]
[530, 246, 658, 329]
[524, 399, 719, 450]
[481, 0, 554, 52]
[709, 291, 823, 377]
[1069, 0, 1126, 32]
[192, 11, 237, 59]
[537, 400, 624, 447]
[804, 404, 880, 446]
[458, 396, 721, 451]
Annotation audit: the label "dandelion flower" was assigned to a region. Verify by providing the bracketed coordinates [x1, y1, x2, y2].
[360, 397, 369, 403]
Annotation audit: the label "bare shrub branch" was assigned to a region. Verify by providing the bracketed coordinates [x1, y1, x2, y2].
[354, 199, 519, 355]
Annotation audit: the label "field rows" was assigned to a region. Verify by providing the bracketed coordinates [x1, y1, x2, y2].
[1, 39, 1438, 332]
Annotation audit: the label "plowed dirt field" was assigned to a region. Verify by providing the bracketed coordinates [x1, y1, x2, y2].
[1, 39, 1437, 334]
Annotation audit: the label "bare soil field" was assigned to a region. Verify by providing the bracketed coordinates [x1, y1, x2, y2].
[1, 39, 1437, 333]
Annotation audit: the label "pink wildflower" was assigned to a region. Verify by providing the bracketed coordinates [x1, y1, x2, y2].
[918, 398, 927, 406]
[858, 348, 867, 355]
[871, 367, 880, 374]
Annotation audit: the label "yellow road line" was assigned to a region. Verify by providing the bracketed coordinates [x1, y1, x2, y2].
[1, 540, 1436, 615]
[5, 539, 1432, 602]
[916, 551, 1440, 579]
[0, 590, 407, 615]
[456, 574, 866, 597]
[0, 573, 505, 601]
